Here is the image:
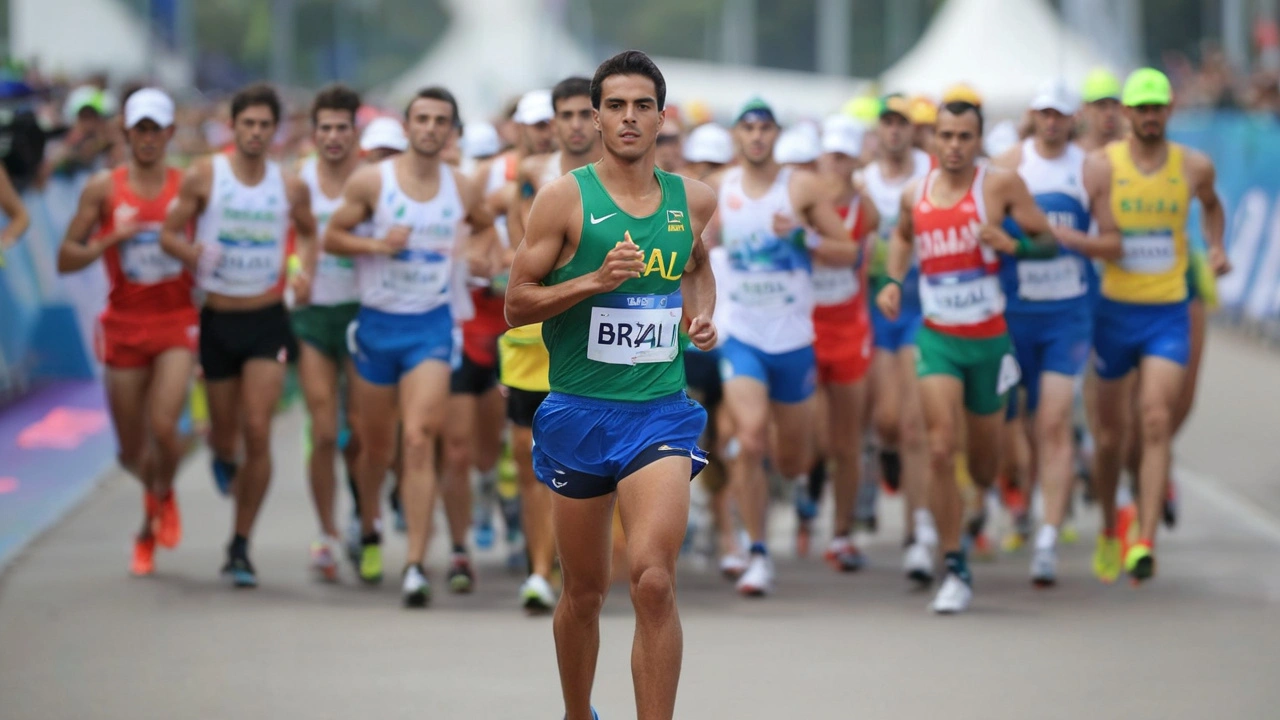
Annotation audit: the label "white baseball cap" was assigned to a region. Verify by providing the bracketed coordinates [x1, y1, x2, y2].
[360, 116, 408, 153]
[1029, 78, 1080, 115]
[774, 125, 821, 165]
[513, 89, 554, 125]
[462, 122, 501, 159]
[984, 120, 1021, 158]
[124, 88, 175, 129]
[683, 123, 732, 164]
[821, 115, 865, 158]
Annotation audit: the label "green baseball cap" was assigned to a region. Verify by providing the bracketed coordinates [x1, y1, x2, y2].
[1122, 68, 1172, 107]
[736, 97, 776, 124]
[1082, 69, 1122, 103]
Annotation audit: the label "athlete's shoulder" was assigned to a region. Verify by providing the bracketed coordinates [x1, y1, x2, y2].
[179, 155, 215, 195]
[679, 175, 717, 219]
[531, 172, 582, 208]
[990, 142, 1023, 170]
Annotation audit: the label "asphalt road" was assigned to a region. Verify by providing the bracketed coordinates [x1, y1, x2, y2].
[2, 326, 1278, 720]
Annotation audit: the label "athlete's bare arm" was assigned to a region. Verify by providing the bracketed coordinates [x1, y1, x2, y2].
[877, 179, 920, 321]
[514, 154, 548, 228]
[0, 166, 29, 248]
[323, 165, 400, 257]
[791, 170, 860, 266]
[160, 159, 212, 270]
[456, 167, 498, 276]
[1065, 150, 1124, 261]
[681, 178, 718, 350]
[506, 176, 643, 327]
[57, 171, 119, 272]
[1186, 149, 1230, 276]
[286, 176, 317, 304]
[977, 166, 1055, 258]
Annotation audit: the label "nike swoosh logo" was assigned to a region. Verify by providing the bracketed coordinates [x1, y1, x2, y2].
[590, 212, 618, 225]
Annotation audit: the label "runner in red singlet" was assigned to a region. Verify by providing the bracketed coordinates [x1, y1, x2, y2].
[56, 88, 195, 577]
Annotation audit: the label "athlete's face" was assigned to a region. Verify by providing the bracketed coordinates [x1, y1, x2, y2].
[312, 109, 357, 164]
[1085, 98, 1122, 137]
[404, 97, 454, 158]
[521, 121, 555, 155]
[593, 74, 663, 163]
[1126, 103, 1169, 143]
[554, 95, 596, 155]
[734, 119, 778, 166]
[877, 112, 912, 156]
[232, 104, 277, 159]
[125, 119, 173, 167]
[1033, 108, 1073, 146]
[934, 109, 982, 171]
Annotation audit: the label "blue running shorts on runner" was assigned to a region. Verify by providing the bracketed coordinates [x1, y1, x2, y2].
[1092, 298, 1190, 380]
[1006, 307, 1092, 412]
[869, 301, 923, 353]
[718, 337, 817, 404]
[349, 305, 454, 386]
[532, 391, 708, 500]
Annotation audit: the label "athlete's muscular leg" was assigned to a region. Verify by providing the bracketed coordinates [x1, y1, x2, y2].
[919, 376, 965, 553]
[871, 351, 903, 448]
[965, 410, 1005, 497]
[896, 350, 931, 532]
[513, 423, 555, 579]
[105, 366, 153, 484]
[551, 491, 616, 720]
[233, 359, 286, 538]
[205, 377, 242, 468]
[826, 381, 868, 537]
[1135, 357, 1184, 545]
[442, 393, 478, 550]
[399, 360, 452, 566]
[618, 456, 693, 720]
[475, 385, 505, 472]
[147, 349, 194, 496]
[1173, 298, 1206, 434]
[771, 397, 816, 478]
[723, 378, 770, 544]
[352, 376, 397, 535]
[1036, 373, 1078, 530]
[1092, 373, 1135, 535]
[299, 344, 342, 538]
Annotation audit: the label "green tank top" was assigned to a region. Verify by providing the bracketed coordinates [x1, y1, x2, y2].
[542, 164, 694, 402]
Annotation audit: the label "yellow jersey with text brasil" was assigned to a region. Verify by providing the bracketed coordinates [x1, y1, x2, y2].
[1102, 140, 1192, 304]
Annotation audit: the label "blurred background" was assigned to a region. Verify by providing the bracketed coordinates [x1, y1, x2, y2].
[3, 0, 1280, 406]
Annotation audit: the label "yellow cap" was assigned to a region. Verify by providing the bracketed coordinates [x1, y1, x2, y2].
[1122, 68, 1173, 107]
[908, 96, 938, 125]
[1082, 68, 1122, 103]
[842, 96, 882, 125]
[942, 83, 983, 107]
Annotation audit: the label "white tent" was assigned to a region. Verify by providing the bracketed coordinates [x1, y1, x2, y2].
[881, 0, 1110, 118]
[656, 57, 871, 125]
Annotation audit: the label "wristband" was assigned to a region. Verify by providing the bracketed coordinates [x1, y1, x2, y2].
[884, 277, 903, 290]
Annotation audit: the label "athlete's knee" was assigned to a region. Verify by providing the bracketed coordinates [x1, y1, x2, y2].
[149, 415, 183, 458]
[243, 413, 273, 456]
[562, 582, 607, 621]
[734, 421, 769, 462]
[774, 442, 811, 478]
[1138, 400, 1173, 445]
[400, 426, 437, 466]
[442, 432, 473, 475]
[873, 404, 902, 445]
[1036, 411, 1073, 453]
[926, 426, 956, 474]
[630, 564, 676, 617]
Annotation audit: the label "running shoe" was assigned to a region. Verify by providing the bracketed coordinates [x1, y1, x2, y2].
[1030, 547, 1057, 587]
[735, 554, 774, 597]
[310, 537, 340, 583]
[1162, 476, 1179, 529]
[1092, 534, 1122, 584]
[793, 483, 817, 559]
[879, 449, 902, 494]
[1116, 504, 1138, 558]
[520, 574, 556, 613]
[854, 477, 879, 533]
[402, 564, 431, 608]
[154, 492, 181, 549]
[359, 537, 383, 585]
[719, 554, 748, 580]
[388, 486, 406, 534]
[221, 552, 257, 588]
[474, 520, 496, 551]
[1060, 522, 1080, 545]
[1125, 542, 1155, 583]
[344, 514, 362, 565]
[131, 535, 156, 577]
[823, 537, 866, 573]
[930, 572, 973, 614]
[903, 542, 935, 586]
[211, 458, 237, 498]
[473, 471, 498, 550]
[448, 553, 475, 594]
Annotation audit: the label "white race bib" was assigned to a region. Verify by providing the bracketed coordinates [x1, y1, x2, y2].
[1016, 255, 1086, 302]
[214, 235, 281, 292]
[120, 227, 183, 284]
[588, 294, 682, 366]
[382, 251, 448, 297]
[811, 265, 860, 306]
[1120, 231, 1176, 274]
[922, 273, 1004, 326]
[730, 270, 796, 309]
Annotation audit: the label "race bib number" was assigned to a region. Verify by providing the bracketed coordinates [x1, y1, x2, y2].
[811, 265, 860, 306]
[215, 236, 281, 290]
[317, 252, 356, 283]
[1119, 231, 1176, 274]
[922, 272, 1003, 326]
[588, 294, 682, 365]
[120, 228, 183, 284]
[382, 249, 448, 297]
[996, 352, 1021, 395]
[730, 270, 796, 309]
[1016, 255, 1086, 302]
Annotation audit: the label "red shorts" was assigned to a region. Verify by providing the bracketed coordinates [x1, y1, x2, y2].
[813, 299, 873, 385]
[462, 288, 509, 367]
[96, 310, 199, 369]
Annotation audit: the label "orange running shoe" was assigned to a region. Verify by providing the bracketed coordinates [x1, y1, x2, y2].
[131, 536, 156, 576]
[1116, 504, 1138, 558]
[154, 492, 182, 549]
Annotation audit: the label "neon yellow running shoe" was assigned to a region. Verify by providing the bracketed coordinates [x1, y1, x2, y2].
[359, 543, 383, 585]
[1092, 535, 1122, 584]
[1124, 542, 1155, 583]
[1060, 523, 1080, 545]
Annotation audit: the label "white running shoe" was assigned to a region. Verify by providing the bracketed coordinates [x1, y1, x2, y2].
[719, 554, 748, 580]
[904, 542, 935, 585]
[309, 536, 339, 583]
[1030, 547, 1057, 587]
[735, 554, 774, 597]
[930, 573, 972, 614]
[401, 564, 431, 608]
[520, 574, 556, 612]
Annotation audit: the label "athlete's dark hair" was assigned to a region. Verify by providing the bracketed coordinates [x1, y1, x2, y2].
[590, 50, 666, 111]
[941, 100, 984, 134]
[231, 83, 281, 124]
[405, 86, 461, 128]
[311, 84, 361, 126]
[552, 77, 592, 113]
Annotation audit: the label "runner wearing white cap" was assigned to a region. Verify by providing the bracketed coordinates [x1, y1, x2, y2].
[774, 124, 821, 173]
[681, 123, 733, 180]
[362, 117, 409, 163]
[57, 87, 194, 578]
